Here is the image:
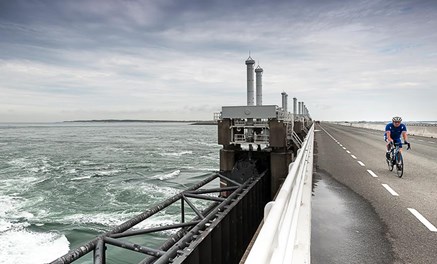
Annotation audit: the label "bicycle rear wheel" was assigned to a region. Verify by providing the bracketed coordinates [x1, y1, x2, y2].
[396, 152, 404, 178]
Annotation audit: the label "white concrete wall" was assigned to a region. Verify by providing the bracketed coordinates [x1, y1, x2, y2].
[335, 122, 437, 138]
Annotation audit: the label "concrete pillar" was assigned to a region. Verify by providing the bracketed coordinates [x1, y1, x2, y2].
[246, 56, 255, 106]
[293, 97, 297, 115]
[281, 92, 287, 112]
[255, 65, 263, 106]
[285, 93, 288, 113]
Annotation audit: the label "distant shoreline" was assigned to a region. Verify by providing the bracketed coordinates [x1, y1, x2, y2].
[63, 119, 217, 125]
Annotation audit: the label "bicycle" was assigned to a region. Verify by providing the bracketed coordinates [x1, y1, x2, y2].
[386, 141, 410, 178]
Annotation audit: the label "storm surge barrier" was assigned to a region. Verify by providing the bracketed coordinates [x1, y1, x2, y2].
[51, 55, 315, 264]
[51, 170, 270, 264]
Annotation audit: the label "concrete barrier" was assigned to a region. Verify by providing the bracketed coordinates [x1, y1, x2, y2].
[335, 122, 437, 138]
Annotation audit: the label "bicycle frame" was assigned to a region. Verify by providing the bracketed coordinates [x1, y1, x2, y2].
[388, 142, 404, 177]
[391, 143, 401, 162]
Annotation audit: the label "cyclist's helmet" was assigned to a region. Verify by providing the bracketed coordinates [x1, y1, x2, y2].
[392, 116, 402, 122]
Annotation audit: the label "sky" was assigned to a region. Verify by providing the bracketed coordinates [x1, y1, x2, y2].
[1, 0, 436, 122]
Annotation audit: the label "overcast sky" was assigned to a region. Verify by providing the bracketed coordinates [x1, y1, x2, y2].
[1, 0, 436, 122]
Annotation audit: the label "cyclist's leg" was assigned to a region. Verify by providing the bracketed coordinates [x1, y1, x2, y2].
[394, 138, 403, 153]
[385, 136, 391, 159]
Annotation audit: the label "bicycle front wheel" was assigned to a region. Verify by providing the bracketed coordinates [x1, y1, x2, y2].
[387, 153, 394, 171]
[396, 152, 404, 178]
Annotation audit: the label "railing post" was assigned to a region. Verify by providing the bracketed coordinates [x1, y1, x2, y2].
[94, 238, 106, 264]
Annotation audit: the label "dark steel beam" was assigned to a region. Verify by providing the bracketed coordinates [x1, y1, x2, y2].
[181, 198, 185, 223]
[184, 193, 226, 202]
[183, 195, 205, 219]
[217, 173, 242, 186]
[109, 221, 200, 239]
[188, 186, 238, 195]
[139, 203, 219, 264]
[103, 237, 165, 257]
[93, 238, 105, 264]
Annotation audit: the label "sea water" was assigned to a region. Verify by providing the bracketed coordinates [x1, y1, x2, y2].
[0, 122, 219, 264]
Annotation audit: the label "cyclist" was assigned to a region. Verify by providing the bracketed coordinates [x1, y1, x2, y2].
[385, 116, 411, 160]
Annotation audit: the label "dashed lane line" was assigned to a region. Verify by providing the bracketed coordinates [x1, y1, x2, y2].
[346, 150, 351, 154]
[351, 155, 357, 159]
[367, 170, 378, 177]
[342, 147, 346, 150]
[357, 161, 365, 166]
[408, 208, 437, 232]
[382, 184, 399, 196]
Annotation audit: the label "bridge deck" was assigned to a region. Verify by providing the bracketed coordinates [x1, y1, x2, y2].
[313, 123, 437, 264]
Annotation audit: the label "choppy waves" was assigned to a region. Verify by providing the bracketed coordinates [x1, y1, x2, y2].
[152, 169, 181, 180]
[0, 194, 69, 263]
[0, 122, 219, 262]
[0, 227, 69, 264]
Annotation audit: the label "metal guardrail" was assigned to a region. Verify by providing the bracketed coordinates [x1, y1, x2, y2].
[50, 169, 271, 264]
[290, 130, 303, 148]
[244, 124, 314, 264]
[50, 172, 257, 264]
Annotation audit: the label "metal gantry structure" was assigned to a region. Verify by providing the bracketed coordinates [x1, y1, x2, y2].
[51, 170, 270, 264]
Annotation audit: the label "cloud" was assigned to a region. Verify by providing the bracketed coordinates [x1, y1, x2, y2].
[1, 0, 437, 122]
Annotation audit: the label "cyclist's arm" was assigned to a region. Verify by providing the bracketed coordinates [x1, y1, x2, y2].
[402, 131, 408, 142]
[386, 131, 393, 142]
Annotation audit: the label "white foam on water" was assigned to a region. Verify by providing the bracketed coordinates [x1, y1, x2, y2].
[139, 183, 180, 198]
[70, 175, 92, 181]
[152, 170, 181, 180]
[0, 227, 70, 264]
[196, 167, 217, 172]
[95, 169, 120, 176]
[133, 214, 180, 235]
[0, 195, 25, 218]
[0, 195, 66, 264]
[160, 151, 193, 157]
[7, 158, 31, 167]
[196, 142, 220, 147]
[66, 168, 77, 174]
[7, 157, 53, 173]
[0, 218, 13, 232]
[62, 212, 136, 227]
[199, 155, 219, 161]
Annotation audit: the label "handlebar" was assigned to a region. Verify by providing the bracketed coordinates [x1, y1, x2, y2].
[389, 141, 411, 150]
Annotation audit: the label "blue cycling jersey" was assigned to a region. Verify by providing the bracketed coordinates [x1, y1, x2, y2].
[385, 122, 407, 140]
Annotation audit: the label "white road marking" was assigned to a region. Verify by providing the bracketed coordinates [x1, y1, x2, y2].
[382, 184, 399, 196]
[357, 161, 365, 166]
[351, 155, 357, 159]
[429, 141, 435, 144]
[314, 130, 321, 132]
[367, 170, 378, 177]
[342, 147, 346, 150]
[408, 208, 437, 232]
[346, 150, 351, 154]
[418, 139, 424, 142]
[339, 144, 343, 147]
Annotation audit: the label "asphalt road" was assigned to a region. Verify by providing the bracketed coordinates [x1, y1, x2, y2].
[313, 123, 437, 264]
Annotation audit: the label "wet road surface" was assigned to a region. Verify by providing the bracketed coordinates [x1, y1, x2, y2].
[312, 141, 396, 264]
[312, 123, 437, 264]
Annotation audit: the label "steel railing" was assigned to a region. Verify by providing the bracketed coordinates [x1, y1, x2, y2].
[244, 124, 314, 264]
